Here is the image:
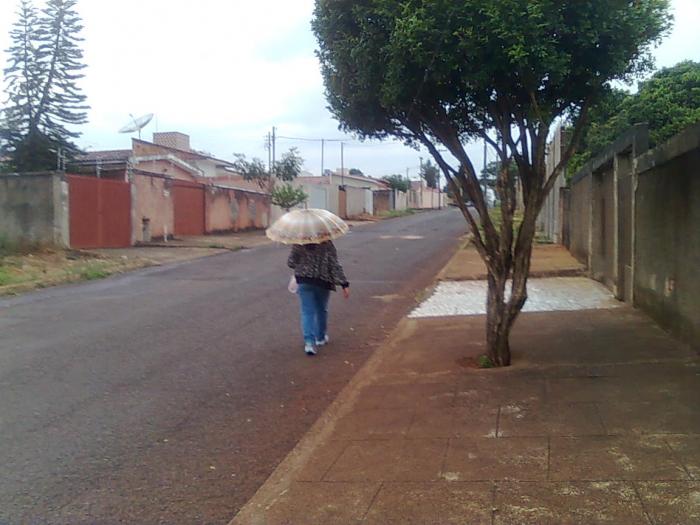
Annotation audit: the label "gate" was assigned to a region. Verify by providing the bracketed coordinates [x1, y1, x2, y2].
[68, 174, 131, 248]
[338, 187, 347, 219]
[173, 180, 205, 236]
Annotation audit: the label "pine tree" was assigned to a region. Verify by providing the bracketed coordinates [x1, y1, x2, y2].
[1, 0, 88, 171]
[2, 0, 43, 170]
[35, 0, 88, 147]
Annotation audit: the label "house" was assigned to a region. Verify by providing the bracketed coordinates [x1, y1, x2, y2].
[408, 180, 445, 209]
[69, 132, 271, 247]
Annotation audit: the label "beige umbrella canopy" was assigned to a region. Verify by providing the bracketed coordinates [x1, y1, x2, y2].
[266, 208, 349, 245]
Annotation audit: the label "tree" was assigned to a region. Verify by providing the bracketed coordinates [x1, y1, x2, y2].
[313, 0, 671, 366]
[381, 173, 410, 193]
[348, 167, 364, 176]
[570, 61, 700, 175]
[2, 0, 88, 172]
[233, 147, 304, 191]
[270, 183, 308, 211]
[419, 158, 439, 188]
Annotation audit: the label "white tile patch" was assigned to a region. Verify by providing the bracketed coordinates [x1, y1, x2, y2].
[409, 277, 621, 318]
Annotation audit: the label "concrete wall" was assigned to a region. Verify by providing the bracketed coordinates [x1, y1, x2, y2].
[408, 182, 444, 209]
[394, 190, 408, 210]
[568, 173, 591, 264]
[590, 164, 616, 289]
[538, 126, 567, 242]
[566, 121, 700, 349]
[0, 172, 69, 247]
[633, 123, 700, 347]
[301, 183, 328, 210]
[131, 172, 174, 242]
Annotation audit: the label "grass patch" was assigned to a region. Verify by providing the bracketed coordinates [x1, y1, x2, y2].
[380, 208, 416, 219]
[477, 354, 495, 369]
[0, 266, 23, 286]
[78, 263, 111, 280]
[65, 262, 112, 281]
[475, 206, 524, 241]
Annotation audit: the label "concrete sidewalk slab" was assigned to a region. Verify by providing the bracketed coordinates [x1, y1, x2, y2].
[438, 243, 585, 281]
[231, 302, 699, 524]
[410, 277, 620, 317]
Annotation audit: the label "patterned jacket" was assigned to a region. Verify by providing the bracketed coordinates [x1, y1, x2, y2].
[287, 241, 349, 291]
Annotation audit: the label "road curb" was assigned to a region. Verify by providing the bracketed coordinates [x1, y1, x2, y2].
[229, 316, 416, 525]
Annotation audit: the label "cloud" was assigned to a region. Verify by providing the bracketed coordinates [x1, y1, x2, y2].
[1, 0, 698, 175]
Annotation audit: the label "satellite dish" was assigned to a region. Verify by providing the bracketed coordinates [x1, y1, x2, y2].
[118, 113, 154, 139]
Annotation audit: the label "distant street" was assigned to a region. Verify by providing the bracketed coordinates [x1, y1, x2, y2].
[0, 209, 465, 524]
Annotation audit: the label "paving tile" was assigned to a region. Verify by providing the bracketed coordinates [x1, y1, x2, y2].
[550, 435, 689, 481]
[442, 437, 548, 481]
[295, 440, 350, 482]
[407, 406, 499, 439]
[494, 481, 648, 524]
[331, 408, 414, 439]
[545, 376, 623, 402]
[635, 481, 700, 525]
[598, 400, 700, 435]
[454, 373, 546, 407]
[324, 439, 447, 482]
[260, 481, 380, 525]
[498, 402, 605, 437]
[353, 382, 456, 410]
[663, 435, 700, 480]
[364, 482, 493, 525]
[545, 373, 700, 403]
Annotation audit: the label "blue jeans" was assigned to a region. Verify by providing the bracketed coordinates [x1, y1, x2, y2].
[297, 283, 331, 345]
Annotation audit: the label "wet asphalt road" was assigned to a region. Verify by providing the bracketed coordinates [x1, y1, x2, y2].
[0, 208, 465, 524]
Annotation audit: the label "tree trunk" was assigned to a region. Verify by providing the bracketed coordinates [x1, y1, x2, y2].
[485, 271, 512, 366]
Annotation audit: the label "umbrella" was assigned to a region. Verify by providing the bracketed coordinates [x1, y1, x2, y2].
[266, 208, 349, 245]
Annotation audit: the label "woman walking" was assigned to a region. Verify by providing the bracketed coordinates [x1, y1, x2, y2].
[288, 241, 349, 355]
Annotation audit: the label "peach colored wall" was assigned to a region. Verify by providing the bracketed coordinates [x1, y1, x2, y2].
[204, 186, 271, 232]
[206, 188, 236, 232]
[133, 158, 195, 182]
[132, 173, 174, 242]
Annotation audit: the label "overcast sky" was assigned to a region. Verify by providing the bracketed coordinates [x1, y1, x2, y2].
[1, 0, 699, 179]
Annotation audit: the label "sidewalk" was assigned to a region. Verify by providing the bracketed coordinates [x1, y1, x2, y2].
[231, 246, 699, 525]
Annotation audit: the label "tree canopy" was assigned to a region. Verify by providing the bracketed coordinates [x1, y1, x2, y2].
[420, 159, 439, 188]
[2, 0, 88, 171]
[233, 147, 304, 191]
[270, 183, 308, 211]
[313, 0, 671, 366]
[381, 173, 410, 193]
[569, 60, 700, 175]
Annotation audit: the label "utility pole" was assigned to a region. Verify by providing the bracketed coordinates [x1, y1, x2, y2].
[321, 138, 325, 179]
[340, 142, 345, 187]
[272, 126, 277, 174]
[267, 132, 272, 172]
[483, 138, 488, 199]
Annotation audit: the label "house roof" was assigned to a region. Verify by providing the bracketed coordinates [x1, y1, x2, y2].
[75, 150, 131, 163]
[132, 138, 235, 167]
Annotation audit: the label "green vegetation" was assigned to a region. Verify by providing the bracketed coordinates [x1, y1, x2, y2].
[380, 208, 416, 219]
[477, 355, 495, 369]
[232, 148, 303, 191]
[2, 0, 89, 171]
[76, 263, 110, 281]
[313, 0, 671, 367]
[270, 183, 308, 211]
[569, 61, 700, 176]
[381, 174, 410, 193]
